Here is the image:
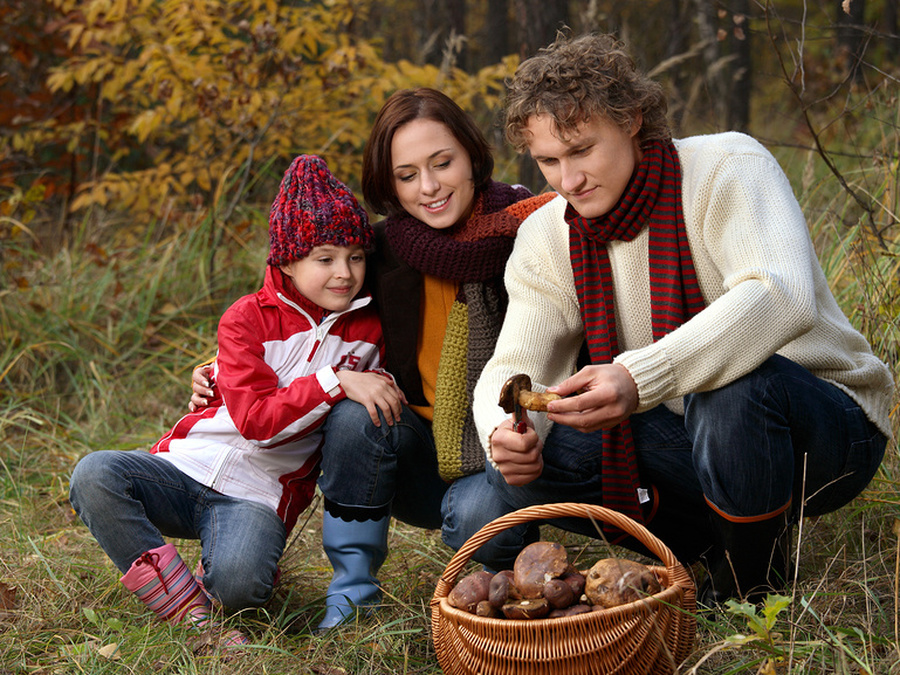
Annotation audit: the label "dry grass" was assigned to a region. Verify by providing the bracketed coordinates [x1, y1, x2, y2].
[1, 76, 898, 675]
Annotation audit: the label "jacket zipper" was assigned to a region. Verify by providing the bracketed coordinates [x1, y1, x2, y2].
[208, 445, 236, 490]
[276, 292, 346, 365]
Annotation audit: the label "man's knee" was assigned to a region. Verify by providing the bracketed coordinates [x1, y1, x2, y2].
[441, 472, 537, 570]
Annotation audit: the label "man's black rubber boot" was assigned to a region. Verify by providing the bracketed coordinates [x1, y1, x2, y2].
[698, 511, 791, 607]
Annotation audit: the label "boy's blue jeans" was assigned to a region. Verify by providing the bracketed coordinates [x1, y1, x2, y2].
[483, 355, 887, 562]
[69, 450, 285, 609]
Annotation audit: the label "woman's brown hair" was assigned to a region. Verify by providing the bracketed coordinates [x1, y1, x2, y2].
[362, 88, 494, 216]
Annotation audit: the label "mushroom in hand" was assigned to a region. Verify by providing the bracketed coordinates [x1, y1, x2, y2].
[498, 374, 562, 433]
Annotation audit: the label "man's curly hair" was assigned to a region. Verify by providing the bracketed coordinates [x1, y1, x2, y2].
[504, 33, 670, 152]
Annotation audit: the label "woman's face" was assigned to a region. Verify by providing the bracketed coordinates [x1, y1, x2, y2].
[390, 118, 476, 230]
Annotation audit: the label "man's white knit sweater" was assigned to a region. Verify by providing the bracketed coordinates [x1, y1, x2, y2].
[474, 132, 894, 464]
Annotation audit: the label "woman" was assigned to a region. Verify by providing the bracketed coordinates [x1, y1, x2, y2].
[192, 88, 553, 630]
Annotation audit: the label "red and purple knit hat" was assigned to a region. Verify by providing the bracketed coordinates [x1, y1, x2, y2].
[267, 155, 373, 266]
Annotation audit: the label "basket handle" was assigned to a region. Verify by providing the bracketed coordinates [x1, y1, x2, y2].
[434, 502, 685, 599]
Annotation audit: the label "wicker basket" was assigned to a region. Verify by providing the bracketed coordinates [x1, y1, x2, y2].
[430, 503, 696, 675]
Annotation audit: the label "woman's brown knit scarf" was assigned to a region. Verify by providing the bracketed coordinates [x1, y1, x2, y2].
[385, 180, 555, 480]
[566, 139, 705, 539]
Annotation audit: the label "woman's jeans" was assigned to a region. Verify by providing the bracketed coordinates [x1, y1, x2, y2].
[486, 355, 887, 563]
[69, 450, 285, 609]
[318, 400, 536, 569]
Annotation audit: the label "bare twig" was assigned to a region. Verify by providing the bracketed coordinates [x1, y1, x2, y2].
[761, 1, 887, 250]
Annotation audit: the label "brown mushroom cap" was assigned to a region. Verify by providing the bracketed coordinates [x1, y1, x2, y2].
[501, 598, 550, 620]
[513, 541, 570, 599]
[498, 373, 532, 413]
[448, 570, 494, 613]
[583, 558, 662, 608]
[543, 578, 576, 609]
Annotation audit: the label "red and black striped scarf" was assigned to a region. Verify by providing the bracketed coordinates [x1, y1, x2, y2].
[565, 139, 705, 539]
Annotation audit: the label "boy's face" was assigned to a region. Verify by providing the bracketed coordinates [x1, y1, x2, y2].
[525, 113, 642, 220]
[280, 244, 366, 313]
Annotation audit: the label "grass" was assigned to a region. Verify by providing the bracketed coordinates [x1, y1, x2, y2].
[2, 102, 899, 675]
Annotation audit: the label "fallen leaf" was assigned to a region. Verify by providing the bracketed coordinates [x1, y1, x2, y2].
[311, 665, 348, 675]
[0, 583, 17, 611]
[98, 643, 120, 660]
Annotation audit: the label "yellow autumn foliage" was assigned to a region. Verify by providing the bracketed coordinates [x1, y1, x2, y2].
[32, 0, 515, 224]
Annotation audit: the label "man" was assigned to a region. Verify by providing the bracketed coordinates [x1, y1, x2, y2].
[472, 33, 892, 604]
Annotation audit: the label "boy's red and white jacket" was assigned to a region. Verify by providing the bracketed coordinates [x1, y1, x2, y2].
[151, 266, 390, 533]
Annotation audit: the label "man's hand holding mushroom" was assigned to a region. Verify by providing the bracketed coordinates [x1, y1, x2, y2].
[492, 374, 550, 485]
[543, 364, 639, 433]
[491, 364, 639, 486]
[490, 416, 545, 486]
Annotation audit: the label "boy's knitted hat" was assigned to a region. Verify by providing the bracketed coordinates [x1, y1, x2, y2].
[267, 155, 373, 266]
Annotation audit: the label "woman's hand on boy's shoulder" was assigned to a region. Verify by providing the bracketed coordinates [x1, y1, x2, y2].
[189, 364, 216, 412]
[335, 370, 405, 427]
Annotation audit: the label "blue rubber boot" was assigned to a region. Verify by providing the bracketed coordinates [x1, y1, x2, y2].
[317, 512, 390, 632]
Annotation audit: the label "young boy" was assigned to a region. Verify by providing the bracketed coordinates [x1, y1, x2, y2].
[69, 155, 403, 644]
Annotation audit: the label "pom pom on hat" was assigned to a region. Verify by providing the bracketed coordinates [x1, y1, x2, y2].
[267, 155, 373, 266]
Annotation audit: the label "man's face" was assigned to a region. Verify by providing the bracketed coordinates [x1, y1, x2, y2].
[524, 114, 642, 220]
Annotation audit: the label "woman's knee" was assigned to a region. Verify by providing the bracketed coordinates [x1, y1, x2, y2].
[322, 399, 380, 440]
[319, 401, 432, 508]
[320, 401, 393, 468]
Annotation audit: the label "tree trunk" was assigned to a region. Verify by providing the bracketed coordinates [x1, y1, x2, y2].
[665, 0, 692, 131]
[836, 0, 867, 81]
[513, 0, 569, 60]
[446, 0, 468, 70]
[886, 0, 900, 58]
[692, 0, 728, 127]
[485, 0, 510, 66]
[512, 0, 570, 192]
[727, 0, 751, 132]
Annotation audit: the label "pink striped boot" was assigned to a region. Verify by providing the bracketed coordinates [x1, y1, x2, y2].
[120, 543, 248, 647]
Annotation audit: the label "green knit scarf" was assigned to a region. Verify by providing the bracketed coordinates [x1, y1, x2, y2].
[385, 182, 555, 480]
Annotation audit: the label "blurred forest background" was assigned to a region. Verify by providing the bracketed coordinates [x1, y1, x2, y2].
[3, 0, 899, 250]
[1, 1, 899, 672]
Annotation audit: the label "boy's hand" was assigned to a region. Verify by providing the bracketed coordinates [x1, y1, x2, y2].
[336, 370, 406, 427]
[489, 417, 544, 485]
[189, 364, 216, 412]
